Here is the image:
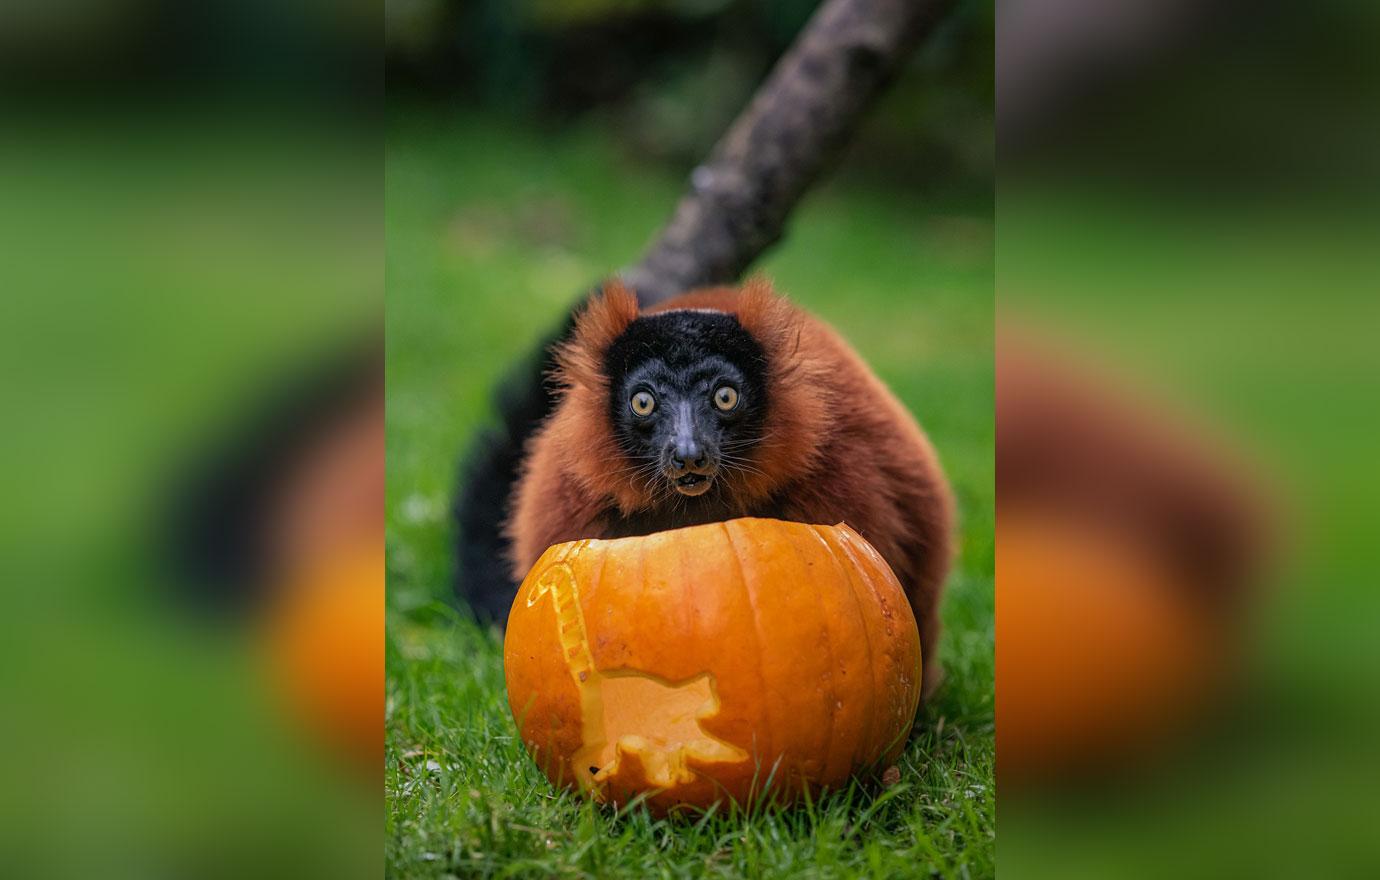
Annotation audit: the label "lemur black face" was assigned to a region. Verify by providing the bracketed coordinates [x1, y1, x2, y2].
[604, 310, 769, 499]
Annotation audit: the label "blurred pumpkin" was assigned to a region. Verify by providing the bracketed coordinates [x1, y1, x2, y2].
[504, 517, 922, 814]
[266, 544, 384, 769]
[996, 512, 1223, 783]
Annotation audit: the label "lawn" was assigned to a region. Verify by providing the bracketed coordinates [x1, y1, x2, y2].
[385, 109, 994, 879]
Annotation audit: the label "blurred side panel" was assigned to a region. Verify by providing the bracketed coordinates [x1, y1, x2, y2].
[0, 2, 381, 879]
[997, 0, 1380, 877]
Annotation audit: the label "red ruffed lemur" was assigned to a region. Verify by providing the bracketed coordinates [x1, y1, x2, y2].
[458, 279, 953, 697]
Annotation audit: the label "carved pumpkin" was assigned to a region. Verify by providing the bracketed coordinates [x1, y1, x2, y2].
[503, 517, 922, 813]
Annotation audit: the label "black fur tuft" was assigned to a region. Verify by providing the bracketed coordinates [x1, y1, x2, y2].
[453, 310, 577, 625]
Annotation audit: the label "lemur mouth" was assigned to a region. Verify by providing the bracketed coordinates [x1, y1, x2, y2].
[673, 473, 713, 496]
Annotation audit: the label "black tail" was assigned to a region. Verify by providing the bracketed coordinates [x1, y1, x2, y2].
[453, 311, 578, 625]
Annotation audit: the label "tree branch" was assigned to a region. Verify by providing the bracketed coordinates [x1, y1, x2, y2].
[622, 0, 956, 305]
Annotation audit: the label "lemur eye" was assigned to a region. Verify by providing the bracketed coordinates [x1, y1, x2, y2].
[713, 385, 739, 412]
[630, 391, 656, 417]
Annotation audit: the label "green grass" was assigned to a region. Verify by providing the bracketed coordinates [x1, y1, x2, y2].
[385, 109, 993, 879]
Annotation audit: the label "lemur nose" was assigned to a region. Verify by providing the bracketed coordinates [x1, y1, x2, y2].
[670, 440, 704, 472]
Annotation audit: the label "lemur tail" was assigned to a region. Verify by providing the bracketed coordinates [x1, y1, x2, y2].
[453, 310, 577, 625]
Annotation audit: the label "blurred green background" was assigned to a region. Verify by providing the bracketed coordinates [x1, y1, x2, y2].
[0, 113, 380, 880]
[995, 1, 1380, 872]
[998, 184, 1380, 880]
[385, 1, 994, 876]
[2, 2, 379, 877]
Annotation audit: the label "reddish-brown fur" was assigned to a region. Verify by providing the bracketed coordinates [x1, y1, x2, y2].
[507, 279, 954, 696]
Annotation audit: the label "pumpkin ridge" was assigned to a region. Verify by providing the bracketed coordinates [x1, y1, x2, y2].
[782, 527, 842, 788]
[720, 519, 776, 794]
[834, 529, 920, 753]
[531, 543, 604, 794]
[809, 523, 879, 774]
[574, 544, 612, 796]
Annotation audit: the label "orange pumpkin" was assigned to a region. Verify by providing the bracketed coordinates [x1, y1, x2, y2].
[503, 517, 922, 814]
[996, 513, 1222, 784]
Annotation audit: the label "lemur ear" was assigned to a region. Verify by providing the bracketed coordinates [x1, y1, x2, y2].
[553, 279, 640, 390]
[735, 276, 803, 359]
